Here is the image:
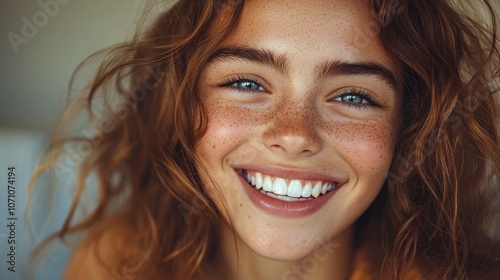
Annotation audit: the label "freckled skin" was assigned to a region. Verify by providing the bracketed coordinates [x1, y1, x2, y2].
[196, 0, 402, 278]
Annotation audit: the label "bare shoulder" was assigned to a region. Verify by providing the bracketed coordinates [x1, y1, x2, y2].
[64, 230, 122, 280]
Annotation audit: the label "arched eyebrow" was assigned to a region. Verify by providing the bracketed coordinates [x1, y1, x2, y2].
[208, 45, 396, 89]
[208, 45, 288, 74]
[316, 60, 396, 89]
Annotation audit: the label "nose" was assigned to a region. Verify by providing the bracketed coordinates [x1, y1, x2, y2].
[262, 100, 322, 158]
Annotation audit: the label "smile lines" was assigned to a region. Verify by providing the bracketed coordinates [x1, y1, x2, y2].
[242, 170, 337, 200]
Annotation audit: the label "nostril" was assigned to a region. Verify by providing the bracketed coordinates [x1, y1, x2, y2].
[270, 144, 287, 153]
[269, 143, 315, 157]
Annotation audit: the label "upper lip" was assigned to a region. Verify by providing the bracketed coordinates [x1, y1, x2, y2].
[233, 164, 345, 183]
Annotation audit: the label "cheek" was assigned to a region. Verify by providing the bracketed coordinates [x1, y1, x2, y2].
[322, 120, 396, 230]
[326, 120, 396, 180]
[197, 101, 254, 157]
[195, 101, 258, 205]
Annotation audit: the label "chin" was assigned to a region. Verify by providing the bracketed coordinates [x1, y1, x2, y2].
[231, 216, 349, 262]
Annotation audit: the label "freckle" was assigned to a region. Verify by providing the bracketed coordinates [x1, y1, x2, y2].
[248, 215, 251, 219]
[240, 203, 242, 207]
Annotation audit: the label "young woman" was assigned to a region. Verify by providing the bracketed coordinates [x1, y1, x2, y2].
[31, 0, 500, 279]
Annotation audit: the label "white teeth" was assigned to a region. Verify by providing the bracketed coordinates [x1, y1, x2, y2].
[244, 171, 336, 199]
[302, 182, 312, 197]
[287, 180, 303, 198]
[255, 172, 263, 190]
[321, 183, 328, 195]
[273, 178, 288, 195]
[263, 190, 310, 202]
[312, 181, 322, 198]
[263, 176, 273, 192]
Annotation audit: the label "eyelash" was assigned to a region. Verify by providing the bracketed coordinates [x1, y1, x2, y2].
[218, 75, 266, 93]
[218, 76, 381, 109]
[332, 89, 382, 109]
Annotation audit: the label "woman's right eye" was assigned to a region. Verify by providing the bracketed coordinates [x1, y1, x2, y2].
[219, 76, 266, 93]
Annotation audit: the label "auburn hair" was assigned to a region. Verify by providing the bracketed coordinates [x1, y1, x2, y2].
[30, 0, 500, 279]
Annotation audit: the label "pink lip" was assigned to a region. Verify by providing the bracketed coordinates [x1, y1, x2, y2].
[234, 165, 344, 218]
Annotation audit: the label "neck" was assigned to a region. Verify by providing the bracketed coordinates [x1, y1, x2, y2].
[208, 225, 354, 280]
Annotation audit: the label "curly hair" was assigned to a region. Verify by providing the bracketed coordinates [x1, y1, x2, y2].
[29, 0, 500, 279]
[372, 0, 500, 278]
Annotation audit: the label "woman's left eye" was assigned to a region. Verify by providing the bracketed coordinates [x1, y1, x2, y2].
[335, 94, 368, 105]
[231, 80, 265, 91]
[331, 90, 381, 108]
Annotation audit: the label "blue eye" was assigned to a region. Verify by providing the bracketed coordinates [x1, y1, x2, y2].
[219, 75, 266, 92]
[331, 90, 382, 108]
[232, 80, 264, 91]
[336, 94, 367, 104]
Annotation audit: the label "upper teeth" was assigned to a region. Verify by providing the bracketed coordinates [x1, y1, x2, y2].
[244, 171, 336, 199]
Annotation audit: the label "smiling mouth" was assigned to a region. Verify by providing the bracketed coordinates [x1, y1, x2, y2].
[241, 170, 338, 202]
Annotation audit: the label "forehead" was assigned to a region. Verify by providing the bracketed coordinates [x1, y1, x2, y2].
[221, 0, 396, 72]
[236, 0, 370, 34]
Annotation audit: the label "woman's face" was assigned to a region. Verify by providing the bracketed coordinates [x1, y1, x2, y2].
[196, 0, 401, 260]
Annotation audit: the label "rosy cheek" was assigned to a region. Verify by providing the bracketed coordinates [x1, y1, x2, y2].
[199, 100, 257, 156]
[326, 120, 395, 179]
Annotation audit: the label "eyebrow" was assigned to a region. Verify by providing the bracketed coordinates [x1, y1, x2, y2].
[208, 45, 396, 89]
[208, 46, 288, 74]
[316, 60, 396, 89]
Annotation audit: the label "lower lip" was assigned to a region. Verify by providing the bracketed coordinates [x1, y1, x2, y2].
[238, 173, 339, 218]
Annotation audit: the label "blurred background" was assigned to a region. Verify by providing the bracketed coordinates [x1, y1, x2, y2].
[0, 1, 141, 279]
[0, 1, 499, 280]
